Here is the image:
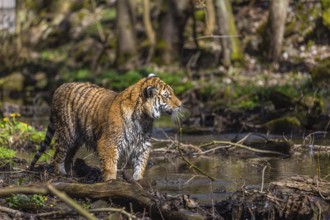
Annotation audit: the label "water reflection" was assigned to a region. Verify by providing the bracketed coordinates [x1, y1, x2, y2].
[145, 152, 330, 203]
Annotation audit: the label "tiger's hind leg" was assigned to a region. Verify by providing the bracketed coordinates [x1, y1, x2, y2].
[53, 140, 68, 175]
[53, 138, 77, 175]
[64, 144, 81, 175]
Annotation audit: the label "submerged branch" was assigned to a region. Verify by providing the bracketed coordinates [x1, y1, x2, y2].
[216, 140, 287, 156]
[198, 133, 251, 155]
[177, 118, 216, 181]
[199, 140, 288, 156]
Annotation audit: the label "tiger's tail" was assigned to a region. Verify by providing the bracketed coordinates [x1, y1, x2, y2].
[30, 117, 55, 170]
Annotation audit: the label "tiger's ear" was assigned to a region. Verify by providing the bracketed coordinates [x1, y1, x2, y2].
[144, 86, 156, 98]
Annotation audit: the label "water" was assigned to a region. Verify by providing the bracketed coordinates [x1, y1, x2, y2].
[58, 131, 330, 204]
[143, 152, 330, 203]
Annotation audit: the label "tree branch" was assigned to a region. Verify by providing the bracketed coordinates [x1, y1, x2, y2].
[47, 184, 97, 220]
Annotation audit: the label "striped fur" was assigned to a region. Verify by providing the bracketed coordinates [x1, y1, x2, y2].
[30, 74, 182, 181]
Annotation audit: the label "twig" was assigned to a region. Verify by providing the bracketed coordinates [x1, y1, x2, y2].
[209, 180, 215, 219]
[198, 133, 251, 155]
[197, 145, 230, 155]
[196, 34, 241, 40]
[0, 205, 26, 218]
[260, 165, 267, 193]
[0, 186, 48, 196]
[47, 184, 97, 220]
[303, 131, 328, 146]
[176, 117, 216, 181]
[152, 137, 203, 153]
[34, 210, 68, 218]
[89, 207, 136, 219]
[314, 177, 327, 200]
[200, 140, 287, 156]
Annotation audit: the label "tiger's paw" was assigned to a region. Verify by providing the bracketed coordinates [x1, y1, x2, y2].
[102, 171, 117, 182]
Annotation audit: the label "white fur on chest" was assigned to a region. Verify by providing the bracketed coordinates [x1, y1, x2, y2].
[116, 121, 151, 167]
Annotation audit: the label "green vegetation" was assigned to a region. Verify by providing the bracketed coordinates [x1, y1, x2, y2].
[321, 0, 330, 27]
[310, 57, 330, 89]
[6, 194, 48, 210]
[265, 116, 301, 134]
[0, 146, 16, 159]
[95, 68, 193, 94]
[0, 114, 47, 153]
[0, 114, 45, 144]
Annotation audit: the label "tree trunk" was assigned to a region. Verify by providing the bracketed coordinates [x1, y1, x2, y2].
[142, 0, 155, 64]
[157, 0, 191, 65]
[214, 0, 243, 67]
[204, 0, 216, 35]
[265, 0, 289, 62]
[115, 0, 137, 68]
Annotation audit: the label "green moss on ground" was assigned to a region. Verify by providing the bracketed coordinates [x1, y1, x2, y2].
[265, 116, 302, 134]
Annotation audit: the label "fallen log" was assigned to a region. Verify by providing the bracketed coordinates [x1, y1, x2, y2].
[271, 175, 330, 200]
[0, 181, 205, 220]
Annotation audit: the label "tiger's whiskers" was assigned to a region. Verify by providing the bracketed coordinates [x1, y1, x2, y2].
[171, 105, 189, 123]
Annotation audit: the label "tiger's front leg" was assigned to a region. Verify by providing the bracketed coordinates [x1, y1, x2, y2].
[132, 143, 151, 180]
[97, 139, 119, 181]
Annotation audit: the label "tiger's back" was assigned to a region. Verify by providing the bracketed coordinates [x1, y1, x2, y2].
[52, 82, 116, 149]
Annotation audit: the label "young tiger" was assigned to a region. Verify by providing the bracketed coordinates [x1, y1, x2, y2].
[30, 74, 182, 181]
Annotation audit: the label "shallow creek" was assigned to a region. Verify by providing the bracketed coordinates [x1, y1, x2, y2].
[43, 130, 329, 204]
[13, 120, 330, 205]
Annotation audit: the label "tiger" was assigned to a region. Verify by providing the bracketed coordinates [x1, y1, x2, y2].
[30, 73, 183, 181]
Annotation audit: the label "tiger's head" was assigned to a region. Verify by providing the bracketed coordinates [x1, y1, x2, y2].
[141, 73, 183, 120]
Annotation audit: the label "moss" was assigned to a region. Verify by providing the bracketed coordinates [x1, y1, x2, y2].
[97, 70, 143, 91]
[265, 116, 302, 134]
[194, 10, 205, 21]
[225, 0, 244, 62]
[321, 0, 330, 27]
[40, 48, 68, 62]
[101, 8, 116, 21]
[0, 72, 24, 92]
[310, 57, 330, 88]
[61, 69, 93, 82]
[0, 146, 16, 159]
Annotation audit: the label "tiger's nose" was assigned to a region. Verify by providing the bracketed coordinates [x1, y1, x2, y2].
[174, 97, 182, 108]
[177, 101, 182, 109]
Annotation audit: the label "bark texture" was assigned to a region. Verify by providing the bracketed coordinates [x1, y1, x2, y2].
[157, 0, 191, 65]
[265, 0, 289, 61]
[115, 0, 137, 68]
[214, 0, 243, 66]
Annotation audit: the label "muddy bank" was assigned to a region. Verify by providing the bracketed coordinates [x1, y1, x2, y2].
[214, 175, 330, 219]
